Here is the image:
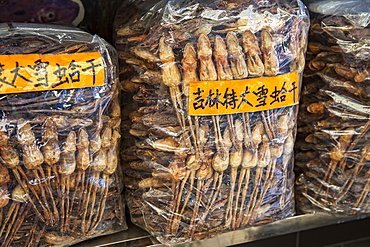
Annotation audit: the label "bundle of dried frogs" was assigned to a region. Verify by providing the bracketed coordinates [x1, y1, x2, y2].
[116, 0, 308, 245]
[0, 23, 126, 246]
[295, 4, 370, 215]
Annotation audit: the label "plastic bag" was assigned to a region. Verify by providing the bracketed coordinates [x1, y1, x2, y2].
[295, 0, 370, 215]
[116, 0, 309, 245]
[0, 23, 126, 246]
[308, 0, 370, 27]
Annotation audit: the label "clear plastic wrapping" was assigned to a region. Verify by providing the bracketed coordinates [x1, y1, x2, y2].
[116, 0, 309, 245]
[0, 23, 126, 246]
[295, 0, 370, 215]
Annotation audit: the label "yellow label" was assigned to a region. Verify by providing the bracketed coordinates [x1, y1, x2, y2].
[0, 52, 105, 94]
[189, 71, 299, 116]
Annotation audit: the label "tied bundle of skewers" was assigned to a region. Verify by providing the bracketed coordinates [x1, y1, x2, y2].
[295, 8, 370, 215]
[117, 0, 309, 245]
[0, 25, 126, 246]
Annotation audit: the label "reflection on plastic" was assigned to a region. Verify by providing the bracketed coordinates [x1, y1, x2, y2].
[116, 0, 309, 245]
[0, 23, 126, 246]
[296, 0, 370, 217]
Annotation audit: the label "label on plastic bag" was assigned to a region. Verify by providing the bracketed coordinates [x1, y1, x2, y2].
[189, 71, 299, 116]
[0, 52, 104, 94]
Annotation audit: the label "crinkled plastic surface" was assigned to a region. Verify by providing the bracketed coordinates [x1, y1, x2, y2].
[116, 0, 309, 245]
[0, 23, 126, 246]
[295, 1, 370, 216]
[308, 0, 370, 27]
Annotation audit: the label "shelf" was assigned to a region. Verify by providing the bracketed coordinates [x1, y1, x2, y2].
[73, 213, 370, 247]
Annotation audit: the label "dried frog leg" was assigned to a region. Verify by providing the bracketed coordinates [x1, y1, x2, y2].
[226, 31, 252, 148]
[190, 33, 228, 231]
[82, 108, 103, 233]
[261, 28, 279, 140]
[24, 218, 39, 247]
[87, 126, 112, 233]
[166, 158, 186, 236]
[241, 141, 272, 226]
[198, 32, 227, 154]
[277, 117, 294, 210]
[0, 167, 10, 240]
[353, 167, 370, 212]
[17, 120, 55, 224]
[199, 126, 231, 229]
[182, 42, 201, 154]
[170, 43, 202, 232]
[226, 32, 263, 227]
[247, 29, 285, 222]
[89, 129, 120, 234]
[234, 149, 258, 229]
[175, 124, 209, 231]
[235, 122, 263, 227]
[0, 184, 9, 236]
[41, 117, 60, 223]
[214, 34, 242, 229]
[226, 119, 244, 228]
[225, 32, 256, 228]
[0, 185, 29, 247]
[158, 37, 188, 146]
[252, 114, 289, 219]
[334, 143, 370, 203]
[71, 127, 90, 231]
[83, 130, 109, 233]
[58, 130, 77, 232]
[214, 34, 239, 148]
[189, 162, 213, 239]
[0, 131, 45, 222]
[25, 220, 45, 247]
[319, 127, 355, 200]
[198, 34, 226, 157]
[158, 40, 195, 233]
[225, 143, 243, 228]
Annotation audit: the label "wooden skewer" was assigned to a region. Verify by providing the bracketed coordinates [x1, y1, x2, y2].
[25, 219, 39, 247]
[241, 141, 271, 226]
[71, 127, 90, 231]
[189, 163, 213, 239]
[4, 203, 29, 247]
[234, 150, 257, 229]
[335, 144, 370, 204]
[57, 131, 77, 232]
[41, 117, 61, 223]
[1, 184, 27, 245]
[82, 106, 104, 234]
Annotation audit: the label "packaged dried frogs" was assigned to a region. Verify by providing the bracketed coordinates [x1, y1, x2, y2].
[118, 0, 309, 244]
[0, 23, 126, 246]
[295, 0, 370, 215]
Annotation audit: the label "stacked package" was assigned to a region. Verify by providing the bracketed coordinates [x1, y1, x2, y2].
[0, 23, 126, 246]
[296, 0, 370, 215]
[116, 0, 309, 245]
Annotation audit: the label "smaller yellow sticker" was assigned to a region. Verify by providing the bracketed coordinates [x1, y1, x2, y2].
[189, 71, 299, 116]
[0, 52, 105, 94]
